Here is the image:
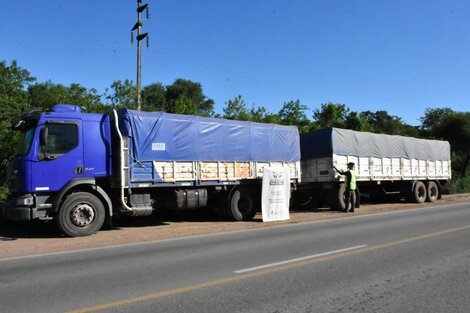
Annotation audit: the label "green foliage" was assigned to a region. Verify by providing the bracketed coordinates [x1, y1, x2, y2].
[420, 109, 470, 187]
[104, 79, 214, 116]
[360, 111, 402, 135]
[0, 60, 36, 201]
[250, 105, 280, 124]
[448, 175, 470, 194]
[312, 102, 349, 129]
[343, 111, 375, 132]
[435, 112, 470, 174]
[105, 79, 137, 109]
[0, 60, 35, 114]
[166, 79, 214, 116]
[222, 96, 280, 123]
[141, 83, 167, 112]
[420, 107, 454, 136]
[223, 95, 251, 121]
[28, 81, 102, 112]
[277, 100, 310, 133]
[171, 95, 198, 115]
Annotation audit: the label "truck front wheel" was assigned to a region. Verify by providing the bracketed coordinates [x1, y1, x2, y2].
[228, 188, 258, 221]
[57, 192, 105, 237]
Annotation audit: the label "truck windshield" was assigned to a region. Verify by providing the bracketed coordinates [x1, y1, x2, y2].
[14, 127, 35, 157]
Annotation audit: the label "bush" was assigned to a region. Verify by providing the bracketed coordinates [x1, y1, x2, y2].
[448, 175, 470, 194]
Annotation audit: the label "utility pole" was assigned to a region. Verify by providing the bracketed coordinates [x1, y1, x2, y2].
[131, 0, 149, 111]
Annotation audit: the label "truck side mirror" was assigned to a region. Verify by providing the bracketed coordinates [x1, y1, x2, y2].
[40, 127, 48, 146]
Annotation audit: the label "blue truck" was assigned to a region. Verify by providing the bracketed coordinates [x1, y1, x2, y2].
[3, 104, 301, 236]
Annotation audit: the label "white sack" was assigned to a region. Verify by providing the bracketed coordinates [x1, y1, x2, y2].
[262, 166, 290, 222]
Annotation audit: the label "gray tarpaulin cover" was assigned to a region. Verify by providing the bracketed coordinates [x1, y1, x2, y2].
[118, 109, 301, 162]
[300, 128, 450, 161]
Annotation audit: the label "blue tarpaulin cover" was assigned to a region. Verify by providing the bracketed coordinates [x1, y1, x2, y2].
[301, 128, 451, 161]
[118, 109, 300, 162]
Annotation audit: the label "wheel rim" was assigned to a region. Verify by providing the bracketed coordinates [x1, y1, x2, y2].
[417, 186, 426, 200]
[70, 203, 95, 227]
[430, 186, 437, 198]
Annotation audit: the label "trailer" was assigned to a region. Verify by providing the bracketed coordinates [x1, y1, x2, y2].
[297, 128, 451, 210]
[3, 104, 300, 236]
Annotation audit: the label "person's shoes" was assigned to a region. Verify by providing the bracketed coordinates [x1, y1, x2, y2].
[350, 210, 355, 213]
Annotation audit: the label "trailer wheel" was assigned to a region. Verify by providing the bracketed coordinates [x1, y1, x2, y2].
[292, 191, 320, 210]
[57, 192, 105, 237]
[426, 181, 439, 202]
[412, 181, 427, 203]
[228, 188, 258, 221]
[329, 184, 346, 211]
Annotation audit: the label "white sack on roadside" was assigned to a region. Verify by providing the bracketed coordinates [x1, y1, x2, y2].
[262, 166, 290, 222]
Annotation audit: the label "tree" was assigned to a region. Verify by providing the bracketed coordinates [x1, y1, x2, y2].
[171, 95, 198, 115]
[360, 110, 411, 135]
[250, 105, 279, 124]
[141, 83, 167, 112]
[420, 107, 454, 137]
[277, 100, 311, 133]
[433, 112, 470, 175]
[0, 60, 36, 201]
[166, 79, 214, 116]
[223, 95, 251, 121]
[312, 102, 349, 129]
[343, 111, 375, 132]
[0, 60, 35, 113]
[105, 79, 137, 109]
[28, 81, 102, 112]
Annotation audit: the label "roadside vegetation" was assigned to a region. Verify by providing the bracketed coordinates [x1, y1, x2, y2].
[1, 59, 469, 201]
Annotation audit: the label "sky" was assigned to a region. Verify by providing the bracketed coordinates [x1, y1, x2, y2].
[1, 0, 470, 125]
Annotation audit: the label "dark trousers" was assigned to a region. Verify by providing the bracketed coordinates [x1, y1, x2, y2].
[344, 189, 356, 212]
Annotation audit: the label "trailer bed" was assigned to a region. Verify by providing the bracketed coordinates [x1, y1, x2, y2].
[300, 128, 451, 183]
[117, 109, 301, 188]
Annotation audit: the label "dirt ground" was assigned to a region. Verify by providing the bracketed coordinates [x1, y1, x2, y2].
[1, 193, 469, 259]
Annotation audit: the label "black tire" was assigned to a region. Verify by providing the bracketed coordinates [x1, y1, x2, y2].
[57, 192, 105, 237]
[227, 188, 258, 221]
[292, 191, 320, 210]
[426, 181, 439, 202]
[412, 181, 427, 203]
[329, 184, 346, 211]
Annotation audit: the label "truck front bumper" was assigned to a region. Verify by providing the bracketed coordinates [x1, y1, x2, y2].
[2, 194, 51, 221]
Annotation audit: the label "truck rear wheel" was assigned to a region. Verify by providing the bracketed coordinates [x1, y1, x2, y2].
[227, 188, 258, 221]
[329, 184, 346, 211]
[57, 192, 105, 237]
[426, 181, 439, 202]
[412, 181, 427, 203]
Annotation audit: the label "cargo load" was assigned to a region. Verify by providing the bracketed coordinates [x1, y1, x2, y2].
[118, 109, 301, 185]
[297, 128, 451, 210]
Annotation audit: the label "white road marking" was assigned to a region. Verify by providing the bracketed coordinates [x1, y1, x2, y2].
[234, 245, 368, 274]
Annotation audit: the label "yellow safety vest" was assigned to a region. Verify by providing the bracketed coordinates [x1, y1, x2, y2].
[345, 170, 357, 191]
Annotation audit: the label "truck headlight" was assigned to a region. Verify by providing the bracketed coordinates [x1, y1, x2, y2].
[16, 195, 34, 206]
[23, 197, 34, 206]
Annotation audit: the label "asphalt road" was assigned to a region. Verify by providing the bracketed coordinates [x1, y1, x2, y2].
[1, 202, 470, 313]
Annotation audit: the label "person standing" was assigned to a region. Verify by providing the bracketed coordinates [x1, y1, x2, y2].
[334, 162, 357, 212]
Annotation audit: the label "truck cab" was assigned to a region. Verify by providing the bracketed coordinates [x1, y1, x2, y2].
[4, 104, 113, 235]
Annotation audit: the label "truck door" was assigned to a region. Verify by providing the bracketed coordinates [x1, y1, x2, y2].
[31, 120, 84, 192]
